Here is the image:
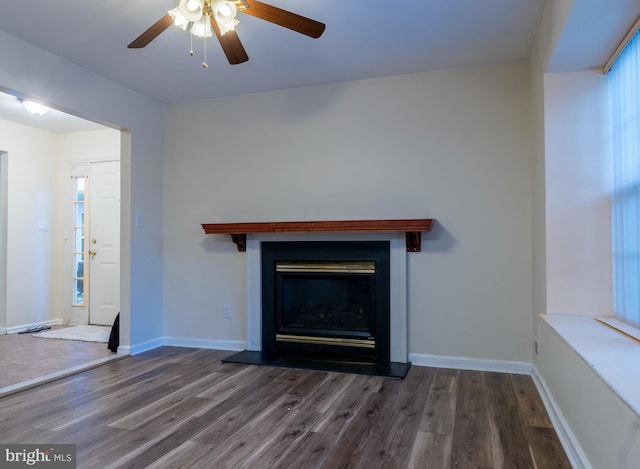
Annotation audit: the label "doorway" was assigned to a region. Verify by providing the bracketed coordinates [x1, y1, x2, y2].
[0, 111, 122, 392]
[68, 160, 120, 327]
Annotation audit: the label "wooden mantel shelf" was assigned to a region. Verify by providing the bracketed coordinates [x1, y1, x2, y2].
[201, 219, 434, 252]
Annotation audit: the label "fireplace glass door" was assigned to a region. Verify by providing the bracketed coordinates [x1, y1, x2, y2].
[276, 261, 377, 350]
[262, 241, 390, 362]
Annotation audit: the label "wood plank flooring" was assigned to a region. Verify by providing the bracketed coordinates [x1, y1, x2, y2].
[0, 347, 572, 468]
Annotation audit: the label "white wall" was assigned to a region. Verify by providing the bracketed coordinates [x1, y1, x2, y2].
[545, 71, 612, 316]
[0, 30, 165, 351]
[163, 60, 534, 363]
[57, 129, 120, 163]
[0, 119, 59, 329]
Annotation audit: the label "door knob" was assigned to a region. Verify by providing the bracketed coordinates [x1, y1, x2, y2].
[89, 250, 97, 256]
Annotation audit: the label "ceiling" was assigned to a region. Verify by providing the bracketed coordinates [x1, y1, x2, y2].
[0, 1, 638, 133]
[0, 0, 547, 105]
[548, 0, 640, 73]
[0, 89, 107, 134]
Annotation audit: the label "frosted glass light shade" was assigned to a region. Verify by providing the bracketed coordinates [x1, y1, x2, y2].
[179, 0, 204, 22]
[213, 1, 238, 35]
[169, 7, 189, 30]
[21, 101, 49, 116]
[190, 15, 213, 38]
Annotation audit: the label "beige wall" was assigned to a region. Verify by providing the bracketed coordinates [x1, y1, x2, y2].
[0, 119, 59, 329]
[544, 70, 612, 316]
[163, 60, 534, 362]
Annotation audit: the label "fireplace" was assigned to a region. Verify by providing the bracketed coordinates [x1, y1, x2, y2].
[216, 227, 417, 377]
[261, 241, 390, 362]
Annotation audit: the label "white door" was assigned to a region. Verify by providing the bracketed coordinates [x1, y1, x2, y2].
[88, 161, 120, 326]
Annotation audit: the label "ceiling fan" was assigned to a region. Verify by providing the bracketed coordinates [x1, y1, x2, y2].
[128, 0, 325, 66]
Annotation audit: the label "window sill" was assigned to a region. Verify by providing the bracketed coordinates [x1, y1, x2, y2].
[540, 314, 640, 417]
[596, 316, 640, 342]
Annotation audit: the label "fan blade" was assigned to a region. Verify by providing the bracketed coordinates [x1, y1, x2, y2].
[128, 14, 173, 48]
[211, 18, 249, 65]
[240, 0, 325, 39]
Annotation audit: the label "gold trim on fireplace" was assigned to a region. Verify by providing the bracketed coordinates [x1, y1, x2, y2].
[276, 261, 375, 274]
[276, 334, 375, 348]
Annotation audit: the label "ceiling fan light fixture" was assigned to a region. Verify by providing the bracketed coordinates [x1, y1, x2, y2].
[186, 0, 202, 11]
[133, 0, 325, 66]
[169, 7, 189, 31]
[178, 0, 204, 22]
[190, 14, 213, 38]
[168, 7, 189, 30]
[212, 1, 239, 35]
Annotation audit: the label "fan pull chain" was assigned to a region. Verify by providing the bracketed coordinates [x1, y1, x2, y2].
[202, 36, 208, 68]
[190, 33, 194, 56]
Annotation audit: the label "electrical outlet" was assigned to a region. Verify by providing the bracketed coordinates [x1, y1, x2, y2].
[223, 304, 232, 319]
[533, 339, 540, 359]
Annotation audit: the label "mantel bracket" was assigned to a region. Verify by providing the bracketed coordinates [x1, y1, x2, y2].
[405, 232, 422, 252]
[230, 234, 247, 252]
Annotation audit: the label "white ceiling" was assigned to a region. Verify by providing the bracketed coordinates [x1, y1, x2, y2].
[548, 0, 640, 73]
[0, 89, 107, 134]
[0, 0, 547, 104]
[0, 0, 638, 133]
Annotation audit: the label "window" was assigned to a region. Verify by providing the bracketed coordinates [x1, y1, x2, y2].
[610, 29, 640, 328]
[72, 176, 87, 306]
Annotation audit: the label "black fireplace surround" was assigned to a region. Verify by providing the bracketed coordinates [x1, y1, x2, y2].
[261, 241, 390, 362]
[223, 240, 410, 377]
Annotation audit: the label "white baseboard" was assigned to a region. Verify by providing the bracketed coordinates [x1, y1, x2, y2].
[6, 318, 63, 335]
[0, 327, 6, 335]
[122, 337, 246, 356]
[122, 337, 164, 356]
[531, 365, 592, 469]
[116, 345, 132, 355]
[162, 337, 246, 351]
[409, 352, 533, 375]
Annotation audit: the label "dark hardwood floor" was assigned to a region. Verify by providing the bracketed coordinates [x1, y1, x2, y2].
[0, 347, 571, 468]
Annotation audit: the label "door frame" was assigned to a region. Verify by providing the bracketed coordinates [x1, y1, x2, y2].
[64, 159, 120, 326]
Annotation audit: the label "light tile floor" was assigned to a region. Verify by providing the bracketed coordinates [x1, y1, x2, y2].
[0, 326, 122, 395]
